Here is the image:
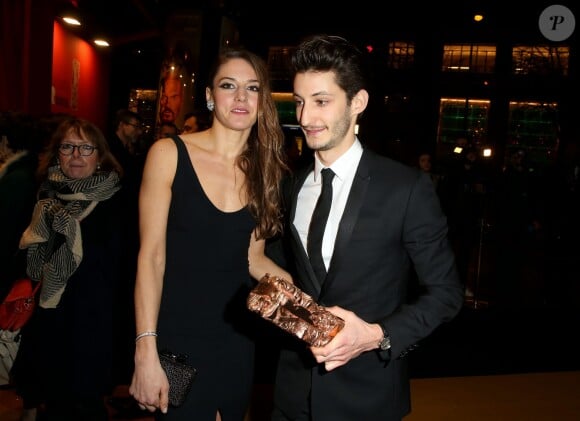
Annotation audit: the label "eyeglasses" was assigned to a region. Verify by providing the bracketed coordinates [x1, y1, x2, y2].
[58, 143, 98, 156]
[125, 121, 143, 129]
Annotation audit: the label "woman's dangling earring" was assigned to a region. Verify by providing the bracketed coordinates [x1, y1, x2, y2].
[207, 100, 214, 112]
[97, 163, 101, 171]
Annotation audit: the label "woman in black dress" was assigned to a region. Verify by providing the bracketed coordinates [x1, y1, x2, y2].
[129, 48, 291, 420]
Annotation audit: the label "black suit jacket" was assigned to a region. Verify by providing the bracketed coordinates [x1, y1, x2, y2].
[272, 148, 463, 421]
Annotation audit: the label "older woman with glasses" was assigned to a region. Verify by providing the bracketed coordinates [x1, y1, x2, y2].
[11, 117, 129, 421]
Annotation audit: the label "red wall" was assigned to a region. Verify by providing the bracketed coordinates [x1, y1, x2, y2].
[0, 0, 54, 115]
[51, 21, 111, 130]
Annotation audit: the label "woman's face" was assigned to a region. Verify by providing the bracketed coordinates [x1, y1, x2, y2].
[58, 129, 100, 179]
[208, 58, 260, 131]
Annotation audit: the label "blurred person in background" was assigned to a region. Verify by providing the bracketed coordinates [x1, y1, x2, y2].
[155, 121, 179, 140]
[441, 146, 488, 298]
[181, 110, 211, 134]
[11, 117, 126, 421]
[0, 112, 51, 389]
[416, 150, 443, 191]
[109, 109, 144, 177]
[493, 147, 543, 308]
[0, 112, 44, 302]
[108, 109, 145, 207]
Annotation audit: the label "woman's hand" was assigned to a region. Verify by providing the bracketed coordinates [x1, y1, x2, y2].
[129, 349, 170, 414]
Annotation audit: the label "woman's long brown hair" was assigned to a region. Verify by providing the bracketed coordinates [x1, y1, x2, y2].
[207, 49, 289, 240]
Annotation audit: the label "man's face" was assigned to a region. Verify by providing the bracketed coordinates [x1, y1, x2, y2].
[160, 77, 183, 124]
[182, 116, 198, 134]
[118, 119, 143, 147]
[158, 124, 178, 139]
[419, 154, 432, 172]
[293, 70, 353, 155]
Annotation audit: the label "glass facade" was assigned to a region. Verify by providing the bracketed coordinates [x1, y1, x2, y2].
[507, 101, 559, 164]
[442, 44, 496, 73]
[512, 45, 570, 76]
[437, 98, 490, 146]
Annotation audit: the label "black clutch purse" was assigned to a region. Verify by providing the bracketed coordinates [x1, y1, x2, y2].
[159, 349, 197, 407]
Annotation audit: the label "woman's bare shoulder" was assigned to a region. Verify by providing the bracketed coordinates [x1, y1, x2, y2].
[142, 138, 178, 177]
[149, 136, 178, 153]
[147, 137, 180, 163]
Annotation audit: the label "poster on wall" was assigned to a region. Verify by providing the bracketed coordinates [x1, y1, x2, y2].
[52, 58, 80, 111]
[155, 11, 203, 138]
[70, 59, 80, 110]
[156, 61, 191, 134]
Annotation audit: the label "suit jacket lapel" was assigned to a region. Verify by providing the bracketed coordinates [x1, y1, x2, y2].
[321, 151, 371, 295]
[288, 164, 323, 296]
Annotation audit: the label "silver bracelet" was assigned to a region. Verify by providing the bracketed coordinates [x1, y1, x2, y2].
[135, 331, 158, 342]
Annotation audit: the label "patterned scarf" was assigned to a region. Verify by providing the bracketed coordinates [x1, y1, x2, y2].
[19, 166, 121, 308]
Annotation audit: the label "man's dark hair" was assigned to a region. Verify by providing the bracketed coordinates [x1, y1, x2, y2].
[183, 110, 211, 130]
[159, 121, 178, 133]
[115, 109, 143, 128]
[291, 34, 369, 104]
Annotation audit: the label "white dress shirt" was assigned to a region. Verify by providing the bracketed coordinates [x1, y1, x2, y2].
[294, 139, 363, 270]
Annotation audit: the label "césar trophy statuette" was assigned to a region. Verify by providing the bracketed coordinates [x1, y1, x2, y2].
[247, 274, 344, 347]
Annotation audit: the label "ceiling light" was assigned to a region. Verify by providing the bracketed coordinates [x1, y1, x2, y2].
[62, 16, 81, 26]
[94, 39, 110, 47]
[59, 4, 82, 26]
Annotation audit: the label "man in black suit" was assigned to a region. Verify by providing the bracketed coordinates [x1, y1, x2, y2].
[271, 35, 464, 421]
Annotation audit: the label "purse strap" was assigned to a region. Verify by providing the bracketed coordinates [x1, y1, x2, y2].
[31, 280, 41, 294]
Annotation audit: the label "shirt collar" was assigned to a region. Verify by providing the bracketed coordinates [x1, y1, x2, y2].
[313, 137, 363, 182]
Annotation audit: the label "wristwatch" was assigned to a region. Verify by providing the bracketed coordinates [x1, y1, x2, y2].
[378, 325, 391, 351]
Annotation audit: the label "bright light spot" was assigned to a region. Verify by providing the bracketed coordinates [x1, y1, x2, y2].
[62, 17, 81, 26]
[94, 39, 110, 47]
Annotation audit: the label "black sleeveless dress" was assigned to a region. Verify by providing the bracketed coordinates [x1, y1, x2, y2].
[156, 136, 256, 420]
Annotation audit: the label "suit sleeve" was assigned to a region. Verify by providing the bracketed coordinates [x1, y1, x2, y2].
[383, 172, 464, 359]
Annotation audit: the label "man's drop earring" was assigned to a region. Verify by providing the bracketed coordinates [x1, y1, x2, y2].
[207, 100, 214, 112]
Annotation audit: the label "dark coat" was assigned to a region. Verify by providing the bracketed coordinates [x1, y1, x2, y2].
[0, 151, 38, 301]
[11, 192, 128, 402]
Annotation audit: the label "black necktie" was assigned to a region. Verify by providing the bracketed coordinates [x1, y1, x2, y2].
[307, 168, 335, 284]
